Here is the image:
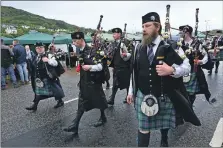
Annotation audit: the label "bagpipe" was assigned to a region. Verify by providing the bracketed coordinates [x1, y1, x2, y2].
[76, 15, 106, 72]
[208, 36, 223, 61]
[163, 5, 184, 58]
[163, 4, 171, 41]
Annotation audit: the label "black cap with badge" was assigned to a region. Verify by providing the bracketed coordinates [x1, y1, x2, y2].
[112, 28, 122, 34]
[179, 25, 193, 34]
[35, 42, 44, 47]
[216, 30, 222, 34]
[142, 12, 161, 24]
[71, 32, 85, 40]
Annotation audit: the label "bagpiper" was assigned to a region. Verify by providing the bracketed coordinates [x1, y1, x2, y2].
[25, 42, 65, 111]
[179, 25, 214, 105]
[107, 28, 131, 105]
[127, 12, 201, 147]
[63, 32, 108, 135]
[91, 32, 110, 89]
[208, 30, 223, 74]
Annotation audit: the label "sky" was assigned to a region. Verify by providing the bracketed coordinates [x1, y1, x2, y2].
[2, 1, 223, 34]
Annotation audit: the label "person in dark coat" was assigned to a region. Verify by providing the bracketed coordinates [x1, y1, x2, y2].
[91, 32, 111, 89]
[63, 32, 108, 135]
[178, 25, 215, 105]
[107, 27, 131, 105]
[1, 39, 19, 89]
[208, 30, 223, 74]
[25, 42, 65, 111]
[126, 12, 201, 147]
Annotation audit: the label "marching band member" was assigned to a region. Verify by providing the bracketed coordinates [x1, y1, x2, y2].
[25, 42, 65, 111]
[91, 32, 110, 89]
[127, 12, 201, 147]
[179, 25, 214, 105]
[208, 30, 223, 74]
[107, 28, 131, 105]
[63, 32, 108, 135]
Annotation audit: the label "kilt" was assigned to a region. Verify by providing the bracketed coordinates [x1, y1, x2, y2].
[135, 89, 176, 131]
[35, 78, 53, 96]
[184, 72, 200, 95]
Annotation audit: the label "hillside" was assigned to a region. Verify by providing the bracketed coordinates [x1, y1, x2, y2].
[1, 6, 97, 38]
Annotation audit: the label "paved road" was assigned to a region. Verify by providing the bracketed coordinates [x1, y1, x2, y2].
[1, 65, 223, 147]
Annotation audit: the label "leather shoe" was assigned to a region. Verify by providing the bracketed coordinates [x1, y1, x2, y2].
[94, 116, 107, 127]
[54, 101, 64, 109]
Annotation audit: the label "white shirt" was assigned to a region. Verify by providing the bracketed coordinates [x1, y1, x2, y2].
[128, 35, 191, 95]
[72, 44, 77, 53]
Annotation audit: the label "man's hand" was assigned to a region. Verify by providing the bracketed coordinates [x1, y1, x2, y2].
[127, 95, 134, 104]
[197, 60, 203, 65]
[42, 57, 49, 62]
[156, 62, 174, 76]
[82, 65, 92, 71]
[122, 53, 127, 57]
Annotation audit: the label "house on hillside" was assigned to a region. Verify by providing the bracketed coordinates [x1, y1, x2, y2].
[56, 29, 67, 32]
[29, 30, 38, 33]
[2, 24, 8, 28]
[39, 26, 46, 30]
[5, 26, 17, 34]
[21, 25, 30, 29]
[48, 29, 54, 32]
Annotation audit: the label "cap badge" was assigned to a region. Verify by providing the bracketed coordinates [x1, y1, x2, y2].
[115, 29, 118, 32]
[151, 16, 155, 21]
[76, 34, 80, 38]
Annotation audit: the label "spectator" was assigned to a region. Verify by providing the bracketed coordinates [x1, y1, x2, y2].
[12, 39, 29, 85]
[25, 45, 35, 80]
[69, 44, 77, 67]
[1, 39, 19, 90]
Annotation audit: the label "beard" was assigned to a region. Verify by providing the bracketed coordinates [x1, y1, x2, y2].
[142, 30, 157, 46]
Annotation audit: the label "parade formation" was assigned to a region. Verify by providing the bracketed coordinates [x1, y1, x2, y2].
[1, 4, 223, 147]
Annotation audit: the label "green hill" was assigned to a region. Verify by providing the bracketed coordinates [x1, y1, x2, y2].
[1, 6, 97, 38]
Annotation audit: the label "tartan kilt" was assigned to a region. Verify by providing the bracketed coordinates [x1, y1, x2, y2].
[135, 90, 176, 131]
[184, 72, 200, 95]
[35, 78, 53, 96]
[209, 52, 222, 61]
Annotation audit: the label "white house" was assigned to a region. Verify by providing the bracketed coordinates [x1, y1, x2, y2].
[39, 26, 46, 29]
[5, 26, 17, 34]
[21, 25, 30, 29]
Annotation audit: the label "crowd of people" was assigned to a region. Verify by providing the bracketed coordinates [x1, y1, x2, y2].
[1, 10, 223, 147]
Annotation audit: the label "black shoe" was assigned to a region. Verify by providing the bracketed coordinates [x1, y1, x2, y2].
[1, 87, 6, 90]
[123, 99, 127, 104]
[215, 69, 218, 73]
[63, 110, 84, 134]
[63, 124, 78, 135]
[25, 103, 38, 111]
[160, 137, 168, 147]
[54, 101, 64, 109]
[13, 84, 20, 88]
[94, 116, 107, 127]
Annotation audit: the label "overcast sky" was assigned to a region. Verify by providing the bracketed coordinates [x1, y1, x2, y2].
[2, 1, 223, 34]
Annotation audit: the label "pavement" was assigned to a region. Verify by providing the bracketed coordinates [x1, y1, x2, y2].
[1, 64, 223, 147]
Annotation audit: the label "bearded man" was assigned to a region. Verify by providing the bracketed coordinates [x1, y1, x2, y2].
[126, 12, 201, 147]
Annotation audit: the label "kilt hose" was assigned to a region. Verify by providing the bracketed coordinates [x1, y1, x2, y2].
[135, 89, 176, 131]
[184, 72, 200, 95]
